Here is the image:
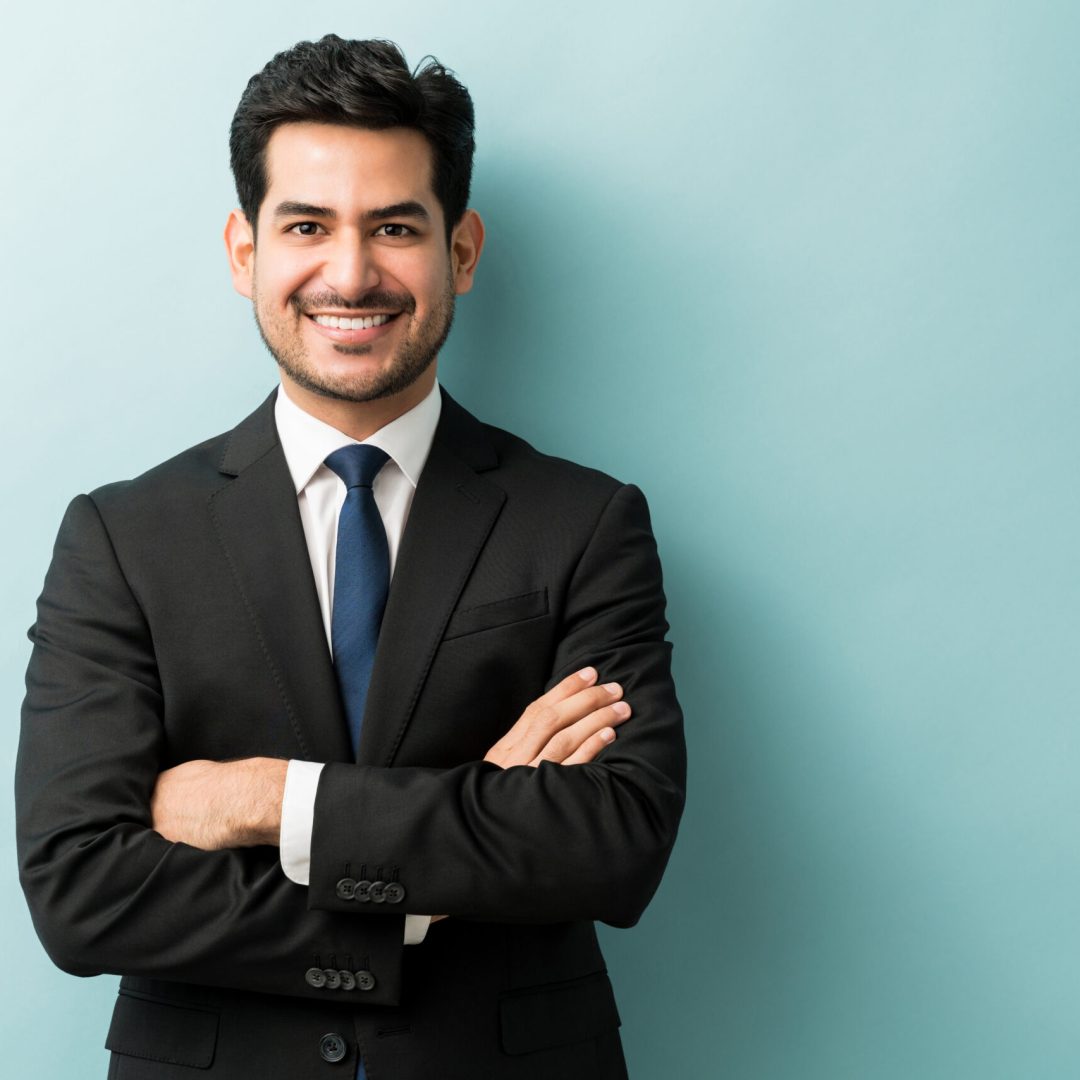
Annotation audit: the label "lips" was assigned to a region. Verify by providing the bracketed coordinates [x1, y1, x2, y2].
[305, 311, 402, 343]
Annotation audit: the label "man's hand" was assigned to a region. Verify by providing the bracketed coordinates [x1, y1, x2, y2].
[483, 666, 631, 769]
[151, 756, 287, 850]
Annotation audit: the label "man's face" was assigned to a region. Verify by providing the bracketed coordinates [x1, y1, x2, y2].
[232, 123, 468, 405]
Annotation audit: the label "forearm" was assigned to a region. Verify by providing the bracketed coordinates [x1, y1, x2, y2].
[17, 821, 405, 1003]
[308, 751, 683, 927]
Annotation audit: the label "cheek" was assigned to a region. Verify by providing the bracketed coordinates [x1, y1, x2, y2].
[256, 252, 320, 309]
[403, 259, 452, 309]
[388, 240, 448, 280]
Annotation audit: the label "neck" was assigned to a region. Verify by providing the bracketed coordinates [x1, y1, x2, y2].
[279, 368, 436, 441]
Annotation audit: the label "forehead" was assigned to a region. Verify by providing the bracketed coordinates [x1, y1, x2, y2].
[261, 122, 437, 216]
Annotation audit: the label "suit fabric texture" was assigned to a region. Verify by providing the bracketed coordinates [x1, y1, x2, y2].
[17, 387, 686, 1079]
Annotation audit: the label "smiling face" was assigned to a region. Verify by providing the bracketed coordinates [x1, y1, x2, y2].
[225, 122, 483, 433]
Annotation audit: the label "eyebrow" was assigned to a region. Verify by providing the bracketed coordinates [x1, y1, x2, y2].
[272, 199, 432, 223]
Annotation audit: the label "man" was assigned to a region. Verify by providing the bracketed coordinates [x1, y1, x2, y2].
[17, 35, 685, 1079]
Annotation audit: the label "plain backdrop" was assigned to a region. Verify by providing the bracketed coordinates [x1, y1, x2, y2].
[3, 2, 1079, 1077]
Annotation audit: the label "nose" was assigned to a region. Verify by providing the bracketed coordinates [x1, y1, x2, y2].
[321, 230, 381, 299]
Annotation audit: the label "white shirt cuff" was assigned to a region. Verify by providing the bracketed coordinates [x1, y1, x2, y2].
[280, 759, 324, 885]
[404, 915, 432, 945]
[279, 760, 432, 946]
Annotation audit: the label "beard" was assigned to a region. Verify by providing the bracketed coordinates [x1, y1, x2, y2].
[252, 276, 456, 404]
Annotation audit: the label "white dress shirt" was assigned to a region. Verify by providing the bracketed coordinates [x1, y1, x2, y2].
[274, 378, 441, 946]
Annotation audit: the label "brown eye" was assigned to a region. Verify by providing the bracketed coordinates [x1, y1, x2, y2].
[290, 222, 321, 235]
[375, 224, 412, 238]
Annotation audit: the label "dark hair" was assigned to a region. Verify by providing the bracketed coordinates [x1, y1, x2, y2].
[229, 35, 475, 243]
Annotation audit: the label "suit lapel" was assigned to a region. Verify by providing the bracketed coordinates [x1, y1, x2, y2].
[357, 391, 505, 767]
[208, 392, 352, 764]
[206, 388, 504, 769]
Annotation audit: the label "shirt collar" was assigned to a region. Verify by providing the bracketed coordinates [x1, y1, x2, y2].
[274, 378, 443, 495]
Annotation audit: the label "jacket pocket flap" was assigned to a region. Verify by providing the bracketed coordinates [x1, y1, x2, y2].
[444, 588, 549, 640]
[499, 971, 620, 1056]
[106, 991, 218, 1069]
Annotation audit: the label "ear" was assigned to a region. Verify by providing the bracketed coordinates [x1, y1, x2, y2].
[224, 209, 255, 298]
[450, 209, 485, 296]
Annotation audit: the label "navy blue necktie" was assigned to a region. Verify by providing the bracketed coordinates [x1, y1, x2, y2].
[325, 444, 390, 755]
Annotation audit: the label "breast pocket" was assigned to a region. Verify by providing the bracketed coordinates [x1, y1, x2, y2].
[443, 588, 549, 641]
[106, 990, 219, 1074]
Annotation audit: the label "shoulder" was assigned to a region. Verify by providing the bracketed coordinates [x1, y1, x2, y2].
[86, 392, 278, 519]
[486, 422, 628, 502]
[472, 418, 658, 550]
[87, 429, 235, 520]
[440, 391, 630, 511]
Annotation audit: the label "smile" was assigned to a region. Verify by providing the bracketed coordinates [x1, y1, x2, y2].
[304, 311, 402, 344]
[310, 313, 397, 330]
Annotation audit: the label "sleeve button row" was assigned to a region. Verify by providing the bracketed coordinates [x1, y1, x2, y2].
[334, 877, 406, 904]
[306, 967, 376, 992]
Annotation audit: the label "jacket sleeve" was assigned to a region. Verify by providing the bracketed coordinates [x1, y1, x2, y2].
[307, 483, 687, 928]
[16, 494, 406, 1003]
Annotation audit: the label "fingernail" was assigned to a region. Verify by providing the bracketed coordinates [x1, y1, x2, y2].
[600, 727, 616, 742]
[612, 702, 631, 719]
[578, 666, 597, 681]
[604, 682, 621, 694]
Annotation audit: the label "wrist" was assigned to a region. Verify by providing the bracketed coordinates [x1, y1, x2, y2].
[242, 757, 287, 845]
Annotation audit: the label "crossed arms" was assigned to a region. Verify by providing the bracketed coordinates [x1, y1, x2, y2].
[150, 666, 634, 851]
[16, 481, 685, 1002]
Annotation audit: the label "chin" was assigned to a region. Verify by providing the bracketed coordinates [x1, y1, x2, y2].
[283, 360, 430, 406]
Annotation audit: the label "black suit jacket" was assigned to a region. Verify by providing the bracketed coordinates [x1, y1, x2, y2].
[17, 388, 685, 1079]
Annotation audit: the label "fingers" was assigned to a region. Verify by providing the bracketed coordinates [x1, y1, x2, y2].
[484, 668, 627, 768]
[530, 665, 600, 711]
[559, 726, 618, 766]
[531, 698, 631, 766]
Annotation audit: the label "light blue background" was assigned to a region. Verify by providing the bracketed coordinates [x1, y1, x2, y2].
[3, 2, 1079, 1076]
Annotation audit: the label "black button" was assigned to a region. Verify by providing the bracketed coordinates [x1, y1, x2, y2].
[355, 969, 376, 991]
[354, 880, 372, 902]
[323, 968, 341, 990]
[369, 880, 386, 903]
[319, 1033, 347, 1063]
[305, 967, 327, 989]
[338, 969, 356, 991]
[383, 882, 406, 904]
[335, 877, 357, 900]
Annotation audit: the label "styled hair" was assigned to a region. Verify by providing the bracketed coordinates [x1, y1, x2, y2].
[229, 35, 475, 243]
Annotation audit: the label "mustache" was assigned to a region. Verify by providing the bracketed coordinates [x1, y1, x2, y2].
[292, 290, 416, 315]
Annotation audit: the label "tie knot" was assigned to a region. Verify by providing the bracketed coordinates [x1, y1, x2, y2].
[325, 444, 390, 489]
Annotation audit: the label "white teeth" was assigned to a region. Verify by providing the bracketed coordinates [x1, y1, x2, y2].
[313, 313, 394, 329]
